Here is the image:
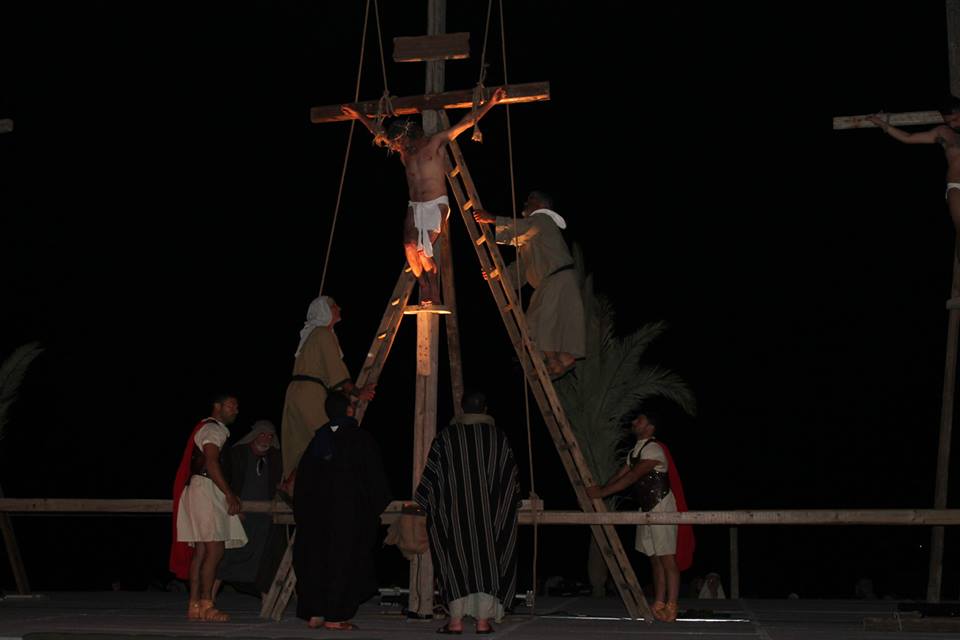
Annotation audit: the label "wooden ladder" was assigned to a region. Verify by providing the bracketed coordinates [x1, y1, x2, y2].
[261, 121, 652, 623]
[437, 111, 652, 621]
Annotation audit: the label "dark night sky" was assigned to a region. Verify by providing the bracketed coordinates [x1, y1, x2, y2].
[2, 2, 959, 599]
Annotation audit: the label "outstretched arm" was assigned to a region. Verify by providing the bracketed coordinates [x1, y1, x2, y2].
[341, 105, 382, 137]
[868, 113, 946, 144]
[435, 87, 507, 143]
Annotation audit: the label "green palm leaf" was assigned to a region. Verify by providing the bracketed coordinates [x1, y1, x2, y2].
[0, 342, 44, 441]
[555, 247, 695, 498]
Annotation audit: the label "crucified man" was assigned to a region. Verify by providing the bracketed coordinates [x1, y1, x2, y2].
[342, 87, 505, 304]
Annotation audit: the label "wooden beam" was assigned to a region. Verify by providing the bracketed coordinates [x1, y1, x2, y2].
[394, 33, 469, 62]
[928, 249, 960, 602]
[437, 209, 464, 412]
[7, 499, 960, 525]
[729, 527, 739, 599]
[409, 311, 439, 616]
[833, 110, 944, 130]
[865, 616, 960, 632]
[0, 484, 29, 594]
[949, 0, 960, 99]
[310, 82, 550, 123]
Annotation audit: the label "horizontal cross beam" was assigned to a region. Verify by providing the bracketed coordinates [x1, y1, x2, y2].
[833, 110, 944, 130]
[310, 81, 549, 124]
[5, 498, 960, 525]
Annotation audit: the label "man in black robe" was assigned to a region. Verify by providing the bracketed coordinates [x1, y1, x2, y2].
[415, 391, 522, 634]
[214, 419, 286, 598]
[293, 393, 391, 630]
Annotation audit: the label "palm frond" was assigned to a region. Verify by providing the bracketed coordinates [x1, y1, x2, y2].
[0, 342, 44, 440]
[555, 259, 695, 491]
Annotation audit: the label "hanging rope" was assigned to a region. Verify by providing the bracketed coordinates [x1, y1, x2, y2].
[492, 0, 539, 611]
[372, 0, 395, 127]
[318, 0, 373, 296]
[469, 0, 495, 143]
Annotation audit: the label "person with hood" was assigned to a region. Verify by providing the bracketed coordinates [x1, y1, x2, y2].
[293, 392, 391, 631]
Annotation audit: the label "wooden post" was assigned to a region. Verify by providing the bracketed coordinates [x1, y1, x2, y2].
[729, 527, 739, 599]
[437, 224, 464, 410]
[406, 0, 446, 618]
[0, 485, 30, 595]
[410, 311, 440, 616]
[927, 247, 960, 602]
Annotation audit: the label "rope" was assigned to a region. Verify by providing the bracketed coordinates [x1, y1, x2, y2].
[318, 0, 372, 296]
[372, 0, 395, 125]
[492, 0, 538, 612]
[470, 0, 495, 142]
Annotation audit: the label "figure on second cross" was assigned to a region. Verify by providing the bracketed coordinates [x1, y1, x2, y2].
[868, 110, 960, 239]
[342, 87, 506, 304]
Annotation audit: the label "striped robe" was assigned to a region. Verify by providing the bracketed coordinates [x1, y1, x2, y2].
[414, 413, 522, 608]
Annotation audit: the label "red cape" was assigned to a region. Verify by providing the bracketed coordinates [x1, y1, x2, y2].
[168, 419, 208, 579]
[658, 441, 695, 572]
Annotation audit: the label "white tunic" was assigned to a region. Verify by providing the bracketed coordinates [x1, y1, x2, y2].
[176, 420, 247, 548]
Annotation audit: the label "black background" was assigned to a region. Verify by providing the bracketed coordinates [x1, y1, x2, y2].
[2, 2, 958, 600]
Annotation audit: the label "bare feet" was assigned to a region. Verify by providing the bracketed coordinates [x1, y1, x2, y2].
[323, 620, 358, 630]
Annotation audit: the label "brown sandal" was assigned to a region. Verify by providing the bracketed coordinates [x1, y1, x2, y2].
[187, 600, 203, 620]
[197, 599, 230, 622]
[651, 600, 668, 622]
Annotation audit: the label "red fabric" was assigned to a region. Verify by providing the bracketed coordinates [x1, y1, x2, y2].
[168, 419, 208, 579]
[658, 441, 695, 571]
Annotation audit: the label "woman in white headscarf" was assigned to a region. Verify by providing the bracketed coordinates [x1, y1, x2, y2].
[280, 296, 375, 485]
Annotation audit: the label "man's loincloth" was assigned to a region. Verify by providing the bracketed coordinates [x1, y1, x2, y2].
[408, 195, 450, 258]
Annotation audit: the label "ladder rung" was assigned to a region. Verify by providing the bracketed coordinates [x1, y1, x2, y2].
[448, 165, 461, 178]
[488, 269, 499, 279]
[475, 235, 487, 246]
[390, 297, 401, 306]
[404, 266, 412, 273]
[463, 199, 474, 210]
[377, 332, 388, 340]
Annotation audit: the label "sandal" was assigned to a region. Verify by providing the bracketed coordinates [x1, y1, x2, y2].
[307, 616, 324, 629]
[436, 623, 463, 634]
[187, 600, 203, 620]
[663, 601, 678, 623]
[476, 623, 495, 634]
[197, 599, 230, 622]
[651, 600, 667, 622]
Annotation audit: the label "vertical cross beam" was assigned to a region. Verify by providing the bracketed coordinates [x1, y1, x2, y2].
[407, 0, 447, 618]
[928, 247, 960, 602]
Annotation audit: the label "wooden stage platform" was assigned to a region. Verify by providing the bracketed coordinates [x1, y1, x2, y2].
[0, 591, 954, 639]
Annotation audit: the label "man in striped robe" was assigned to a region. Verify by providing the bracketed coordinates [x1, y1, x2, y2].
[415, 391, 522, 634]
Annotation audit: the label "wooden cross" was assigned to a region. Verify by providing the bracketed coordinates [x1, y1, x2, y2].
[833, 0, 960, 603]
[304, 1, 549, 619]
[298, 0, 653, 624]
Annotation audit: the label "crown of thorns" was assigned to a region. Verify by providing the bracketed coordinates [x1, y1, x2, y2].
[388, 119, 417, 139]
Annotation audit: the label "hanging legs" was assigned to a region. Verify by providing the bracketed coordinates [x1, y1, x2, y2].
[403, 204, 446, 305]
